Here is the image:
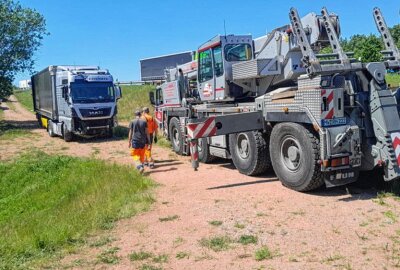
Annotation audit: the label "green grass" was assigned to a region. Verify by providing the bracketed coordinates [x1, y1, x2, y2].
[384, 210, 397, 223]
[0, 99, 33, 140]
[14, 89, 34, 112]
[140, 265, 162, 270]
[255, 246, 274, 261]
[176, 251, 190, 259]
[89, 236, 115, 247]
[238, 235, 258, 245]
[0, 151, 154, 269]
[156, 136, 171, 148]
[199, 236, 233, 252]
[97, 247, 121, 264]
[152, 254, 168, 263]
[387, 74, 400, 88]
[0, 119, 33, 140]
[118, 85, 155, 122]
[129, 251, 153, 261]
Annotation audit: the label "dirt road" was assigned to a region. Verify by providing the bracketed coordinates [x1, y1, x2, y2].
[1, 97, 400, 270]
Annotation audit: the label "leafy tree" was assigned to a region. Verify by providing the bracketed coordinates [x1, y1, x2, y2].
[319, 35, 383, 63]
[389, 24, 400, 48]
[0, 0, 47, 100]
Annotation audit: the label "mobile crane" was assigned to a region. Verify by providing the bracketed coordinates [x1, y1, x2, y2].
[150, 7, 400, 191]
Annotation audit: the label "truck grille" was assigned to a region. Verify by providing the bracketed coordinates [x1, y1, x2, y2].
[79, 107, 111, 118]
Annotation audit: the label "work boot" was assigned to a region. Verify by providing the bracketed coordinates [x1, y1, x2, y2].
[136, 164, 144, 174]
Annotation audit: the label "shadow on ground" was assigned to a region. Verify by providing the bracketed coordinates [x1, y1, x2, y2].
[207, 158, 399, 199]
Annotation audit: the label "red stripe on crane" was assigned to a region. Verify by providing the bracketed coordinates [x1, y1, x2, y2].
[198, 42, 221, 53]
[325, 108, 334, 119]
[393, 137, 400, 151]
[196, 117, 215, 138]
[327, 91, 334, 104]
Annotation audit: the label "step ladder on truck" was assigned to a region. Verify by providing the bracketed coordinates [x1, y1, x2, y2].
[150, 7, 400, 192]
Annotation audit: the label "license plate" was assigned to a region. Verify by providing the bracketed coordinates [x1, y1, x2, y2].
[321, 117, 347, 127]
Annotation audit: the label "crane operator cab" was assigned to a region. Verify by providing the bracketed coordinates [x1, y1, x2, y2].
[197, 35, 253, 102]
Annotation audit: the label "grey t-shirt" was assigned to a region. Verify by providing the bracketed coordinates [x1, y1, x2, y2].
[129, 118, 147, 146]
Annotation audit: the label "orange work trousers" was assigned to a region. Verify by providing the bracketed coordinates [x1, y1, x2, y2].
[131, 148, 145, 164]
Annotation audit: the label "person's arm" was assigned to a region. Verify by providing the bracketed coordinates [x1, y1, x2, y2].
[128, 124, 133, 148]
[146, 127, 151, 149]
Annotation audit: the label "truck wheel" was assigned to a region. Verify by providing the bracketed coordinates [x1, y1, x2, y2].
[47, 121, 56, 137]
[198, 137, 216, 163]
[169, 117, 183, 155]
[62, 124, 74, 142]
[229, 131, 271, 176]
[270, 123, 324, 192]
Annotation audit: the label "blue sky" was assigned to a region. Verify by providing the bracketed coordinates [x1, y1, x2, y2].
[15, 0, 400, 83]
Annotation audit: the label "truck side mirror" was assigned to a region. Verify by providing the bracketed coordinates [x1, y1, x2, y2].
[115, 86, 122, 100]
[149, 92, 155, 105]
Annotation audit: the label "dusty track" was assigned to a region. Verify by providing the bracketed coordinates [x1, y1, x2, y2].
[1, 97, 400, 270]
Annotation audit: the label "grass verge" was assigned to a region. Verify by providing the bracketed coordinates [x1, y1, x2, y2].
[0, 151, 154, 269]
[0, 110, 34, 140]
[14, 89, 34, 112]
[387, 74, 400, 89]
[118, 85, 155, 122]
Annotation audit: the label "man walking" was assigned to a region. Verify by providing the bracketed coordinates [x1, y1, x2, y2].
[141, 107, 158, 168]
[128, 110, 150, 173]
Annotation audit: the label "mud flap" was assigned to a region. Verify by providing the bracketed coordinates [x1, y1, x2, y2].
[323, 169, 359, 188]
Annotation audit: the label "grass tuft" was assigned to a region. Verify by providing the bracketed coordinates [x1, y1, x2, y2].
[208, 220, 223, 226]
[0, 151, 154, 269]
[129, 251, 153, 261]
[199, 236, 233, 252]
[140, 264, 163, 270]
[97, 247, 120, 264]
[152, 254, 168, 263]
[159, 215, 179, 222]
[384, 210, 397, 223]
[255, 246, 274, 261]
[238, 235, 258, 245]
[176, 251, 190, 259]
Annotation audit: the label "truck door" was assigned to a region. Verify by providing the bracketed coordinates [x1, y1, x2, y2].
[198, 49, 215, 101]
[213, 46, 225, 100]
[198, 46, 225, 101]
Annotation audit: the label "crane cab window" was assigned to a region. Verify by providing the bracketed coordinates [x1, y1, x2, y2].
[224, 44, 252, 62]
[213, 46, 224, 77]
[199, 49, 213, 83]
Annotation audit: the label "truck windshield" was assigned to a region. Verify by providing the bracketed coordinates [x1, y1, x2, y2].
[224, 44, 252, 62]
[70, 82, 115, 103]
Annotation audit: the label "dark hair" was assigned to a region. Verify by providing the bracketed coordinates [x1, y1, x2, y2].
[178, 68, 183, 73]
